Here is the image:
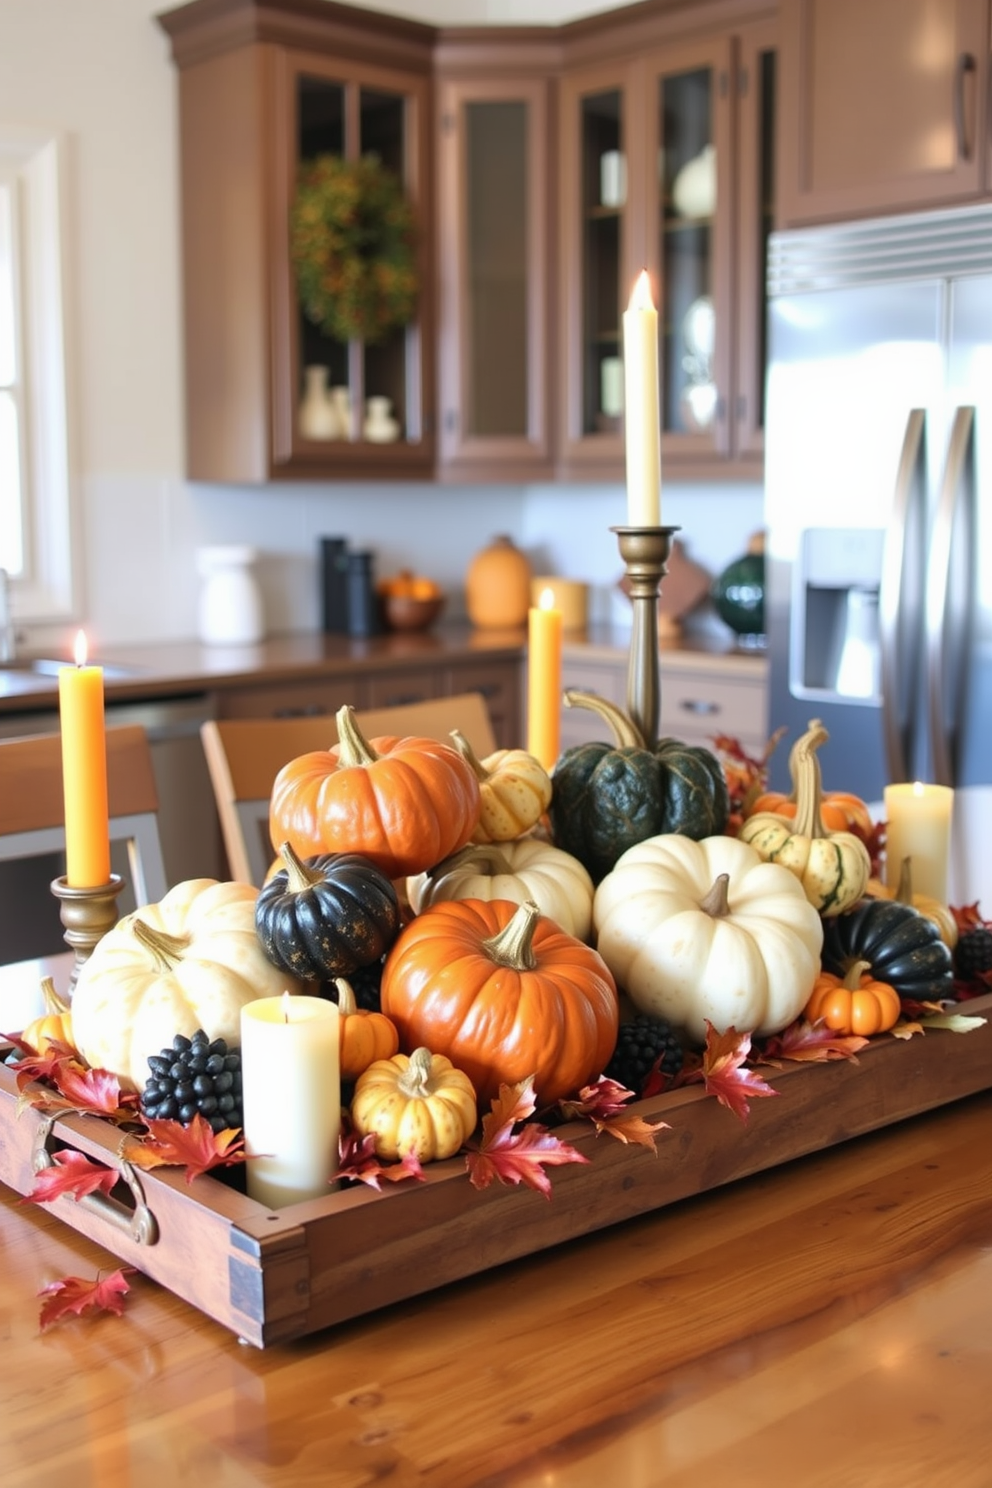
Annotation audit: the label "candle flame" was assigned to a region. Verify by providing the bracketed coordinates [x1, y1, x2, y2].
[281, 989, 292, 1023]
[73, 629, 88, 667]
[539, 587, 556, 611]
[629, 269, 654, 312]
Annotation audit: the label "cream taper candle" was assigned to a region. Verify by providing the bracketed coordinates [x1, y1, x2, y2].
[623, 270, 661, 526]
[241, 993, 340, 1209]
[883, 781, 954, 904]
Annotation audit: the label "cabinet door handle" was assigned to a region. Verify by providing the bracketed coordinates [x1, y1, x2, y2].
[274, 704, 327, 718]
[678, 698, 720, 716]
[954, 52, 977, 160]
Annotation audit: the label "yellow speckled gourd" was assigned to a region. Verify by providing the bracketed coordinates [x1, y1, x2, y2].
[349, 1047, 478, 1162]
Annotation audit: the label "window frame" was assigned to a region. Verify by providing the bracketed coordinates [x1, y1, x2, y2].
[0, 124, 77, 628]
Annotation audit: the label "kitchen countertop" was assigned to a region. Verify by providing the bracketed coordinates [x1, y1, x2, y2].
[0, 624, 766, 715]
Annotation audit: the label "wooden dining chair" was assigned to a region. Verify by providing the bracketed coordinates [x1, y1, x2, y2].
[201, 692, 499, 886]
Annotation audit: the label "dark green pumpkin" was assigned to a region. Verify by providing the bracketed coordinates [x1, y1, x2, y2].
[549, 692, 730, 884]
[821, 897, 954, 1003]
[255, 842, 401, 981]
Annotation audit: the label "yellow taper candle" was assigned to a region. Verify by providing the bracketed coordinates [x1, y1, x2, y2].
[623, 270, 661, 526]
[58, 630, 111, 888]
[527, 587, 563, 772]
[883, 781, 954, 904]
[241, 993, 340, 1209]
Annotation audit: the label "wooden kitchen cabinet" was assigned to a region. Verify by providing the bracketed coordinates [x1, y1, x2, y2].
[778, 0, 991, 226]
[558, 9, 776, 481]
[434, 35, 556, 481]
[158, 0, 436, 483]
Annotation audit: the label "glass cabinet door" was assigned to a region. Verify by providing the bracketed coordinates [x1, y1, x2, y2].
[651, 38, 733, 455]
[274, 52, 433, 472]
[735, 23, 777, 459]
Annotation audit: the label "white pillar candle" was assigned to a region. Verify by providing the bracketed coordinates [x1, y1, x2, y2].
[883, 781, 954, 904]
[622, 270, 661, 527]
[241, 994, 340, 1209]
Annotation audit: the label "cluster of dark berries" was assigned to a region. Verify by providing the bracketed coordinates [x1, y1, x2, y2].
[141, 1030, 242, 1133]
[954, 926, 992, 983]
[604, 1014, 684, 1097]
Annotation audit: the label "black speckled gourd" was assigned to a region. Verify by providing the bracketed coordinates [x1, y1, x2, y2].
[820, 896, 954, 1003]
[255, 842, 401, 981]
[549, 692, 730, 885]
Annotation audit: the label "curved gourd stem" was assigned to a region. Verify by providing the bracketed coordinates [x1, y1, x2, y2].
[698, 874, 732, 919]
[131, 918, 190, 969]
[397, 1046, 438, 1097]
[276, 840, 323, 892]
[480, 899, 540, 970]
[449, 729, 491, 781]
[790, 720, 830, 839]
[335, 704, 380, 767]
[429, 842, 514, 880]
[40, 975, 71, 1018]
[561, 690, 647, 750]
[333, 977, 358, 1016]
[842, 959, 873, 990]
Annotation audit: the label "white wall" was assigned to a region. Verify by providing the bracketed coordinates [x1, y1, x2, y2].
[2, 0, 762, 650]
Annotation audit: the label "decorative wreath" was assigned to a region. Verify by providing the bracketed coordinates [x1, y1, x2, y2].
[289, 154, 419, 346]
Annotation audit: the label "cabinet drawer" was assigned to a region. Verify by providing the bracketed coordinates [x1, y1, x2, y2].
[660, 671, 766, 747]
[364, 669, 444, 710]
[443, 660, 522, 750]
[216, 678, 367, 720]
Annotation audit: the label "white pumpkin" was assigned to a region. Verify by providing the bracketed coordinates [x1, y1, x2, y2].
[407, 837, 595, 941]
[593, 834, 824, 1043]
[71, 878, 304, 1089]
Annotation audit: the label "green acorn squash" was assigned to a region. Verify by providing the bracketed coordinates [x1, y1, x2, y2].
[548, 692, 730, 885]
[820, 896, 954, 1003]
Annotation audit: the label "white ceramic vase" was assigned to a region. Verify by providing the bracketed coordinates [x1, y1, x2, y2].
[299, 365, 340, 440]
[672, 143, 717, 219]
[363, 395, 400, 443]
[197, 546, 265, 645]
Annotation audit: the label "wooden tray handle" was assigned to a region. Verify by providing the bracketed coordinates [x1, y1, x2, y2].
[32, 1116, 159, 1247]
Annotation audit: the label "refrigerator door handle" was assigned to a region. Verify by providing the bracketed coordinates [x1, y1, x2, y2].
[879, 408, 926, 786]
[927, 405, 976, 788]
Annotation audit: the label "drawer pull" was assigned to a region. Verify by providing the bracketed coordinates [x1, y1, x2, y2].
[678, 698, 721, 716]
[274, 704, 327, 718]
[32, 1114, 159, 1246]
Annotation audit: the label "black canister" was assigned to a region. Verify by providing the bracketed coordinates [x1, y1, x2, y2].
[346, 550, 381, 638]
[320, 537, 349, 634]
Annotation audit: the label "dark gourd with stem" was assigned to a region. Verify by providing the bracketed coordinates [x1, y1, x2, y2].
[548, 691, 730, 885]
[821, 897, 954, 1003]
[255, 841, 401, 981]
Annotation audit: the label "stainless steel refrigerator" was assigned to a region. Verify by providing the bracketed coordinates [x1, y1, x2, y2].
[764, 204, 992, 806]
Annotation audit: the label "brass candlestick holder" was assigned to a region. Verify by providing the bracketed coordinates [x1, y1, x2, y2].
[50, 874, 126, 994]
[612, 525, 680, 747]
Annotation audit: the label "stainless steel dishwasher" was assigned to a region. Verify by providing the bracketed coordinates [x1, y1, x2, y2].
[0, 694, 223, 962]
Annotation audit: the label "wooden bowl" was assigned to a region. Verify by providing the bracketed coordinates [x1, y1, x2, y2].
[384, 593, 445, 632]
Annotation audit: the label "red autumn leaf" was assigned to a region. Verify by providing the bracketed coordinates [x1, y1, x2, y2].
[336, 1127, 425, 1190]
[21, 1151, 118, 1207]
[593, 1110, 669, 1150]
[38, 1267, 134, 1330]
[950, 900, 991, 933]
[13, 1046, 139, 1122]
[696, 1023, 779, 1123]
[557, 1077, 668, 1151]
[465, 1075, 590, 1198]
[760, 1018, 868, 1063]
[122, 1113, 247, 1183]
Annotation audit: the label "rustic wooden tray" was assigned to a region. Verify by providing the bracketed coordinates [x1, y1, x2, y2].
[2, 995, 990, 1348]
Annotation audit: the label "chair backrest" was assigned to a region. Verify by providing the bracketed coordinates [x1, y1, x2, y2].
[0, 724, 169, 908]
[201, 692, 499, 887]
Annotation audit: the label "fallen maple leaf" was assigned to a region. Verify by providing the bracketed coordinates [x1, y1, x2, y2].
[21, 1151, 118, 1207]
[336, 1127, 425, 1190]
[760, 1018, 868, 1063]
[465, 1075, 589, 1197]
[694, 1023, 779, 1122]
[122, 1113, 247, 1183]
[920, 1010, 988, 1034]
[38, 1267, 134, 1331]
[890, 1020, 924, 1040]
[12, 1046, 139, 1123]
[557, 1078, 668, 1151]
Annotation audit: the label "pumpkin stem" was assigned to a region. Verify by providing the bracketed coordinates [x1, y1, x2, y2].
[561, 690, 647, 750]
[449, 729, 490, 782]
[278, 839, 325, 892]
[130, 917, 191, 969]
[40, 975, 71, 1018]
[842, 959, 873, 991]
[335, 705, 381, 768]
[893, 856, 915, 904]
[333, 977, 357, 1016]
[790, 719, 830, 839]
[698, 874, 732, 919]
[429, 842, 514, 880]
[480, 899, 540, 970]
[397, 1046, 438, 1098]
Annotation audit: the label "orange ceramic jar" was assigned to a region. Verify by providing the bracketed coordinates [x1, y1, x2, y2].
[465, 535, 532, 628]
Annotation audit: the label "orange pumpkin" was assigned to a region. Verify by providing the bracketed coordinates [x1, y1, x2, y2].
[268, 705, 481, 879]
[380, 897, 619, 1107]
[333, 977, 399, 1081]
[20, 977, 75, 1055]
[804, 959, 901, 1037]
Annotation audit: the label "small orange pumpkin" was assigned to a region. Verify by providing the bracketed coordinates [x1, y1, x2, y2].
[804, 959, 901, 1037]
[20, 977, 75, 1055]
[333, 977, 399, 1081]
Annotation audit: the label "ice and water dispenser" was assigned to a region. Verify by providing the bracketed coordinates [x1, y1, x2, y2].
[791, 528, 885, 702]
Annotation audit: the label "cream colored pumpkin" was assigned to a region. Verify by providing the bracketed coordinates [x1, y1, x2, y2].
[449, 729, 553, 843]
[71, 878, 304, 1089]
[593, 834, 824, 1043]
[407, 836, 595, 941]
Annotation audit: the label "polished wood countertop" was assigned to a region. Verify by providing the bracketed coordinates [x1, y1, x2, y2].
[1, 1076, 989, 1486]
